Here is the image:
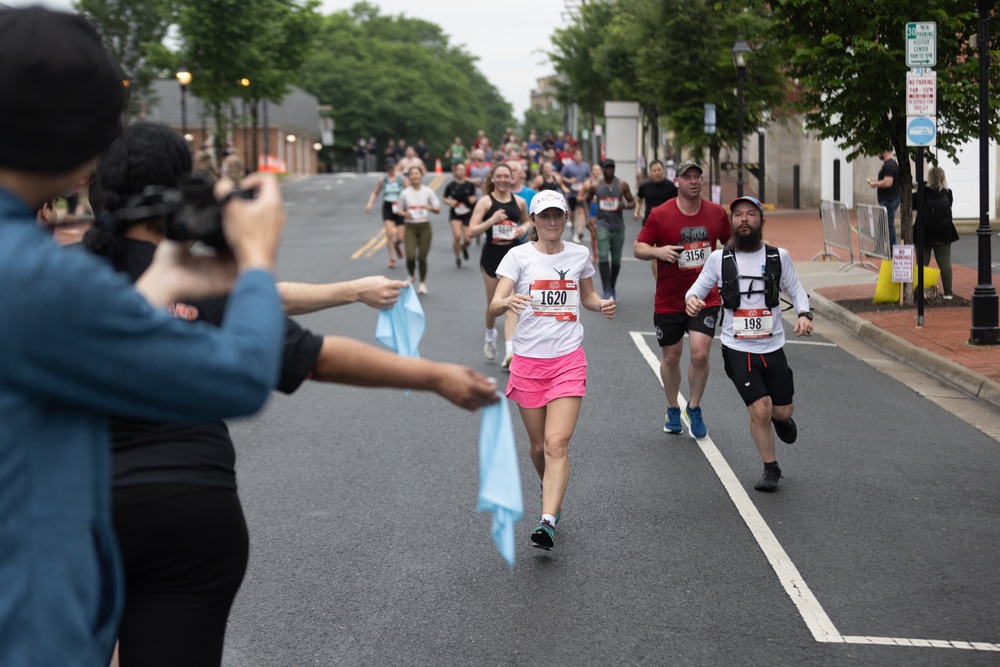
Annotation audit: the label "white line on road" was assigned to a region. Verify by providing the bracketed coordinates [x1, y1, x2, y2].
[634, 331, 836, 347]
[628, 330, 1000, 653]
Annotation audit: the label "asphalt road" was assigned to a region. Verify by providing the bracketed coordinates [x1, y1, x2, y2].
[221, 174, 1000, 666]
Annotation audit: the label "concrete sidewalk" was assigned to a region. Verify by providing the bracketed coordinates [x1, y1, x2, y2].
[763, 208, 1000, 409]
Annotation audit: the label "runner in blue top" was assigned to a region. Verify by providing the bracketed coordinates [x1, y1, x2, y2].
[365, 159, 406, 268]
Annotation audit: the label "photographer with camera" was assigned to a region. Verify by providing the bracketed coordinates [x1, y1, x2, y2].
[0, 8, 288, 665]
[83, 122, 499, 667]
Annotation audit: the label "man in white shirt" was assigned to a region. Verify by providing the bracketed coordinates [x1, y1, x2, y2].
[684, 196, 813, 493]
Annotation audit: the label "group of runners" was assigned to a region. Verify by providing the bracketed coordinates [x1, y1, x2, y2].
[363, 148, 814, 550]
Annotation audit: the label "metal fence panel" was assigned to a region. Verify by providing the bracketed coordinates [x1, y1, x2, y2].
[855, 203, 890, 271]
[812, 200, 857, 270]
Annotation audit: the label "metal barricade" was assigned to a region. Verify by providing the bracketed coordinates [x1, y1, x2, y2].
[812, 200, 857, 271]
[854, 203, 890, 271]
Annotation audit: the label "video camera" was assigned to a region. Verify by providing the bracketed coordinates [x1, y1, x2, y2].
[116, 174, 255, 250]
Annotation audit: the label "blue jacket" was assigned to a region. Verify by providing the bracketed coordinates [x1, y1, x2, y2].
[0, 188, 284, 666]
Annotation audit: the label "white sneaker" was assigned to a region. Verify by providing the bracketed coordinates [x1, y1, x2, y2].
[417, 283, 428, 295]
[484, 340, 497, 361]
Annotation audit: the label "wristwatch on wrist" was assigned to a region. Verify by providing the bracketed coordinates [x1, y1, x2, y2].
[798, 311, 814, 321]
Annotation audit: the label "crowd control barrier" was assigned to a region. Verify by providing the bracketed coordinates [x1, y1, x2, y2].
[854, 203, 891, 272]
[812, 200, 858, 271]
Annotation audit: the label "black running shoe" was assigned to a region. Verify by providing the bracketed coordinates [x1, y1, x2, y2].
[771, 417, 797, 444]
[462, 246, 469, 261]
[754, 465, 782, 493]
[530, 518, 556, 550]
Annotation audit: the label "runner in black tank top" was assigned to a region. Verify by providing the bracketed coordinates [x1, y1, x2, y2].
[467, 162, 529, 366]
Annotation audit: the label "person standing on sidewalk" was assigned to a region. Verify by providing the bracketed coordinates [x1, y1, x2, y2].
[633, 160, 730, 438]
[584, 158, 635, 300]
[869, 149, 901, 249]
[685, 196, 813, 492]
[397, 166, 441, 294]
[915, 166, 959, 299]
[489, 190, 616, 549]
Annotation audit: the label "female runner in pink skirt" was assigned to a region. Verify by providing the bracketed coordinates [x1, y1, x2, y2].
[489, 190, 616, 550]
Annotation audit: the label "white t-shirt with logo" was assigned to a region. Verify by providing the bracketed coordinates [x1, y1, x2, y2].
[496, 242, 596, 358]
[398, 185, 440, 223]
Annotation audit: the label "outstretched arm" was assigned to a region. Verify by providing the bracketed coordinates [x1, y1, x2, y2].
[278, 277, 410, 314]
[309, 336, 499, 410]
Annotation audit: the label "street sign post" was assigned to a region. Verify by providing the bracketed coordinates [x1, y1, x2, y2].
[906, 22, 937, 67]
[906, 69, 937, 116]
[906, 116, 937, 147]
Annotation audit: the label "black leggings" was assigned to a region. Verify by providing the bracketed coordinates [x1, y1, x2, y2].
[113, 485, 249, 667]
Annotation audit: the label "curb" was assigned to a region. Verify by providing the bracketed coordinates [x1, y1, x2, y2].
[810, 292, 1000, 410]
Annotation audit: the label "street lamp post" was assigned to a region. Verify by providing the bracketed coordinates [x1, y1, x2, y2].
[732, 36, 751, 198]
[971, 0, 999, 345]
[175, 65, 192, 142]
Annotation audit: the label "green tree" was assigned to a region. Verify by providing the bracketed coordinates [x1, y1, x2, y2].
[294, 2, 513, 168]
[74, 0, 176, 121]
[523, 106, 564, 142]
[176, 0, 319, 156]
[770, 0, 1000, 247]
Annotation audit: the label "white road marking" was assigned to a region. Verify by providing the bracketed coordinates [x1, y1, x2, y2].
[635, 330, 835, 347]
[628, 330, 1000, 653]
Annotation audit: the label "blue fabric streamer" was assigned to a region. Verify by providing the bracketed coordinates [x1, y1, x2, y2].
[477, 393, 523, 567]
[375, 285, 425, 358]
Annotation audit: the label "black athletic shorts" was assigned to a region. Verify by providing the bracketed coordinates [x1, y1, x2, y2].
[480, 241, 516, 279]
[566, 195, 578, 212]
[721, 345, 795, 407]
[382, 201, 405, 226]
[450, 211, 473, 226]
[654, 308, 720, 347]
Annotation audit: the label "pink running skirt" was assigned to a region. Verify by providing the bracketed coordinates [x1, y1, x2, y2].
[506, 346, 587, 409]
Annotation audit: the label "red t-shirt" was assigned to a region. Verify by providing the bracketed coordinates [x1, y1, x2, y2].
[636, 198, 731, 314]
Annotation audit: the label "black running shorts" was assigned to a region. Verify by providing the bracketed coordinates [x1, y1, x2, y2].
[654, 308, 720, 347]
[382, 201, 405, 226]
[721, 345, 795, 407]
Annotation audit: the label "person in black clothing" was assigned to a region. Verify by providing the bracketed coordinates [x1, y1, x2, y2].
[443, 161, 477, 268]
[634, 160, 678, 225]
[869, 149, 901, 248]
[915, 166, 959, 299]
[83, 123, 499, 667]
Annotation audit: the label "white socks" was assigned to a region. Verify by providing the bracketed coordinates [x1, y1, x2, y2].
[541, 513, 557, 526]
[485, 328, 496, 342]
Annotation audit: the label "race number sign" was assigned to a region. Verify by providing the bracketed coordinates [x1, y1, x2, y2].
[492, 220, 519, 241]
[529, 280, 580, 321]
[678, 241, 710, 269]
[598, 197, 619, 212]
[733, 308, 774, 339]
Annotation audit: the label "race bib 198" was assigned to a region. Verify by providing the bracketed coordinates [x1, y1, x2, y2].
[733, 308, 774, 339]
[678, 241, 710, 269]
[530, 280, 579, 321]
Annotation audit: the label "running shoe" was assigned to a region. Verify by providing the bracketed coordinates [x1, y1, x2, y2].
[754, 465, 782, 492]
[663, 407, 682, 434]
[484, 339, 497, 361]
[418, 283, 428, 295]
[530, 518, 555, 550]
[456, 256, 461, 268]
[575, 233, 584, 243]
[388, 258, 396, 269]
[685, 405, 707, 439]
[771, 417, 797, 444]
[943, 290, 954, 300]
[462, 246, 469, 261]
[601, 288, 612, 300]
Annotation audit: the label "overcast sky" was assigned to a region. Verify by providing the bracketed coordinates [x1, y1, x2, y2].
[10, 0, 566, 121]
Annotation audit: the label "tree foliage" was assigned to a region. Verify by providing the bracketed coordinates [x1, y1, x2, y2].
[770, 0, 1000, 244]
[294, 2, 514, 167]
[549, 0, 789, 178]
[74, 0, 176, 120]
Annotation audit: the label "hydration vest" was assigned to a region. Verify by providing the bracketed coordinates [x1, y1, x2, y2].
[721, 245, 782, 310]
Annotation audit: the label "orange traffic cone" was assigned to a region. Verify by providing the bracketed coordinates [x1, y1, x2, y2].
[434, 158, 442, 174]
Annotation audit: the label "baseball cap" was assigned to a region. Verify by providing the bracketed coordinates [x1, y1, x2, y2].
[0, 7, 125, 173]
[675, 160, 703, 177]
[529, 190, 569, 215]
[729, 196, 764, 217]
[602, 158, 616, 168]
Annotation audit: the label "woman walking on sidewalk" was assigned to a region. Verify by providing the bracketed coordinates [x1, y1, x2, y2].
[489, 190, 616, 549]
